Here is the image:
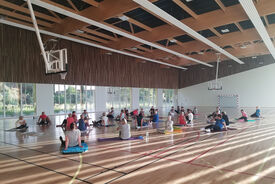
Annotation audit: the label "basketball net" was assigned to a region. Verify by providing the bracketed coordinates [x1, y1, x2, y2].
[208, 53, 222, 91]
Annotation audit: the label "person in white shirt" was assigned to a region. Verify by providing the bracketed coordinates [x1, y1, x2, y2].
[117, 118, 131, 140]
[15, 116, 27, 129]
[60, 123, 82, 150]
[166, 112, 174, 132]
[81, 110, 89, 119]
[187, 109, 194, 124]
[102, 112, 109, 126]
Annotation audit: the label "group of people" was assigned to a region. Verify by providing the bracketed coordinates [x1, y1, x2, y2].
[204, 106, 261, 132]
[59, 110, 90, 150]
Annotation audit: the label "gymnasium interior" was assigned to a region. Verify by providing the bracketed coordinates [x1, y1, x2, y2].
[1, 0, 275, 183]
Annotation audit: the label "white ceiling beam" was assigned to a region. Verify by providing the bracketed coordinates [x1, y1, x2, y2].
[133, 0, 244, 65]
[239, 0, 275, 61]
[27, 0, 213, 67]
[0, 19, 186, 70]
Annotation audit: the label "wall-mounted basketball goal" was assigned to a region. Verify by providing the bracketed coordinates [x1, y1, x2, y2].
[208, 53, 222, 90]
[27, 0, 68, 80]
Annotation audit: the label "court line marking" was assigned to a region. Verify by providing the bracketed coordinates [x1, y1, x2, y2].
[69, 153, 83, 184]
[0, 141, 126, 175]
[187, 127, 248, 163]
[0, 152, 91, 184]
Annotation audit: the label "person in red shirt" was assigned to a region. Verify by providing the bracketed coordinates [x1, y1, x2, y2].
[66, 113, 75, 131]
[37, 112, 51, 125]
[72, 111, 77, 122]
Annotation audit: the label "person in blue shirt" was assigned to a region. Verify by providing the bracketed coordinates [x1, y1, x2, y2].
[204, 114, 227, 132]
[251, 106, 261, 118]
[152, 109, 159, 129]
[78, 114, 87, 132]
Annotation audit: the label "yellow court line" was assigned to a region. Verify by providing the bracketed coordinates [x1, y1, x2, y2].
[69, 153, 83, 184]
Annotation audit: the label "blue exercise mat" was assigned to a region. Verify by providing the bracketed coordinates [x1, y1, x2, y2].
[62, 143, 88, 154]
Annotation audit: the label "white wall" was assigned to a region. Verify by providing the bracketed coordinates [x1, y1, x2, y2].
[157, 89, 163, 109]
[131, 88, 139, 110]
[95, 86, 107, 112]
[36, 84, 54, 115]
[179, 63, 275, 108]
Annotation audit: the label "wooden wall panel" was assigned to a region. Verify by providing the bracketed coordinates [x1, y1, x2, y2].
[179, 54, 274, 88]
[0, 24, 179, 89]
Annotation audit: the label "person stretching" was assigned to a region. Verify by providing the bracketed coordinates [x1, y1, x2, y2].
[187, 109, 194, 124]
[221, 112, 231, 126]
[66, 113, 75, 131]
[238, 109, 248, 122]
[15, 116, 27, 129]
[178, 111, 187, 126]
[60, 123, 82, 150]
[117, 118, 131, 140]
[166, 112, 174, 132]
[152, 109, 159, 129]
[251, 106, 261, 118]
[205, 114, 227, 132]
[37, 112, 51, 125]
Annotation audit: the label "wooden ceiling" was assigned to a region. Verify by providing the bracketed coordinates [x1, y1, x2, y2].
[1, 0, 275, 68]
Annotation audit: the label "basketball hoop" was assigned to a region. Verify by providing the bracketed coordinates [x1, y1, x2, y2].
[26, 0, 68, 77]
[208, 53, 222, 90]
[60, 72, 67, 80]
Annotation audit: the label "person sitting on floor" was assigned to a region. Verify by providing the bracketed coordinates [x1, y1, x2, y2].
[175, 106, 180, 114]
[251, 106, 261, 118]
[152, 109, 159, 129]
[180, 106, 185, 113]
[81, 110, 89, 119]
[149, 106, 155, 117]
[102, 112, 109, 127]
[107, 107, 115, 121]
[193, 107, 198, 115]
[187, 109, 194, 125]
[222, 112, 231, 126]
[60, 123, 82, 150]
[140, 108, 145, 117]
[37, 112, 51, 126]
[117, 118, 131, 140]
[178, 111, 187, 125]
[119, 109, 126, 121]
[78, 114, 87, 132]
[15, 116, 27, 129]
[238, 109, 248, 122]
[72, 111, 77, 122]
[136, 113, 144, 129]
[166, 112, 174, 132]
[66, 113, 75, 131]
[169, 106, 176, 120]
[205, 114, 227, 132]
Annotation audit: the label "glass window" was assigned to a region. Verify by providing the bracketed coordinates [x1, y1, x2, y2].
[86, 86, 95, 112]
[106, 87, 131, 111]
[5, 83, 21, 117]
[139, 88, 157, 110]
[54, 84, 65, 114]
[76, 85, 86, 113]
[22, 83, 36, 115]
[66, 85, 76, 113]
[163, 89, 174, 108]
[0, 83, 3, 117]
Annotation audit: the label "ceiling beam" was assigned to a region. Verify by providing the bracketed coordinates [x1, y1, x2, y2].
[133, 0, 244, 64]
[82, 0, 100, 7]
[67, 0, 79, 12]
[172, 0, 199, 19]
[82, 27, 118, 41]
[73, 32, 109, 44]
[239, 0, 275, 60]
[29, 0, 213, 67]
[0, 9, 52, 28]
[0, 19, 186, 70]
[0, 1, 61, 23]
[215, 0, 226, 12]
[108, 0, 275, 50]
[122, 15, 153, 32]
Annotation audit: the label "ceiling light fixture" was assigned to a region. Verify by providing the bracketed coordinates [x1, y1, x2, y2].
[118, 15, 129, 21]
[0, 19, 186, 70]
[169, 39, 177, 43]
[221, 29, 230, 33]
[239, 0, 275, 61]
[76, 29, 84, 34]
[27, 0, 212, 67]
[133, 0, 244, 65]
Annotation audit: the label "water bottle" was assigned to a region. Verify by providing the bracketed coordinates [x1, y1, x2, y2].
[146, 132, 149, 142]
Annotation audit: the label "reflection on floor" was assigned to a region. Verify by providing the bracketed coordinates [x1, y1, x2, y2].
[1, 107, 275, 184]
